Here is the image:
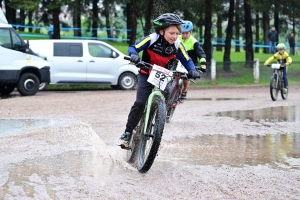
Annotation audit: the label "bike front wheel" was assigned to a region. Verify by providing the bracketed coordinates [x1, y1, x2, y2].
[137, 98, 166, 173]
[270, 75, 279, 101]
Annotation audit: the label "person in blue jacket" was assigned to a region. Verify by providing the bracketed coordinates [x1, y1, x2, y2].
[118, 13, 200, 149]
[48, 23, 54, 39]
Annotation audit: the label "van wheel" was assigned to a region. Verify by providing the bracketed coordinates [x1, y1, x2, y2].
[17, 73, 40, 96]
[39, 82, 48, 90]
[0, 84, 15, 95]
[118, 72, 137, 90]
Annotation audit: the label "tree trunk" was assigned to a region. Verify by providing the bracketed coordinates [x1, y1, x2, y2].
[274, 11, 279, 42]
[255, 12, 259, 53]
[73, 1, 82, 37]
[203, 0, 212, 61]
[92, 0, 98, 38]
[223, 0, 234, 63]
[104, 8, 111, 39]
[129, 0, 137, 46]
[19, 9, 25, 32]
[4, 0, 16, 27]
[216, 15, 222, 51]
[28, 11, 33, 33]
[144, 0, 154, 36]
[126, 3, 131, 44]
[235, 0, 240, 52]
[262, 11, 270, 54]
[223, 0, 234, 72]
[52, 7, 61, 39]
[244, 0, 253, 62]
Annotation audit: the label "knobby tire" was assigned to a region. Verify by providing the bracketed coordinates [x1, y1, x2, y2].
[126, 119, 143, 164]
[137, 98, 166, 173]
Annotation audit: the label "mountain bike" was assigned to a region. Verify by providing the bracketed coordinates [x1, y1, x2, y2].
[267, 63, 288, 101]
[124, 56, 199, 173]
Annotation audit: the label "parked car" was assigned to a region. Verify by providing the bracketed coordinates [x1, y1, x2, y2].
[28, 39, 139, 90]
[0, 9, 50, 96]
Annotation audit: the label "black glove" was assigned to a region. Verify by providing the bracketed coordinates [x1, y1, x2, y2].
[187, 70, 200, 79]
[199, 62, 207, 73]
[130, 53, 140, 64]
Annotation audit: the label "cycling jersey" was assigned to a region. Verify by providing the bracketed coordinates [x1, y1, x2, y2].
[265, 51, 292, 66]
[128, 33, 195, 74]
[179, 35, 206, 65]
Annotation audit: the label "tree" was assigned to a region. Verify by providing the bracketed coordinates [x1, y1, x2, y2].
[129, 0, 137, 45]
[243, 0, 253, 62]
[223, 0, 235, 63]
[203, 0, 212, 61]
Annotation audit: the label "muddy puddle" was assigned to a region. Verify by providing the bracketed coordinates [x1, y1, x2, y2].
[187, 97, 246, 101]
[0, 119, 72, 136]
[161, 133, 300, 169]
[213, 105, 300, 122]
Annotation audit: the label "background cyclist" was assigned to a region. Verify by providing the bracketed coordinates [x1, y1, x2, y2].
[179, 20, 206, 102]
[264, 43, 292, 94]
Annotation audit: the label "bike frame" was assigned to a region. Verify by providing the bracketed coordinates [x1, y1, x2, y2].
[143, 86, 165, 134]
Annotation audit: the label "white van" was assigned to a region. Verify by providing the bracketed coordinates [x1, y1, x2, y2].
[28, 39, 139, 90]
[0, 9, 50, 96]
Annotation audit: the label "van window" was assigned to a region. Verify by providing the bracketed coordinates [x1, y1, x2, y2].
[0, 29, 12, 49]
[88, 43, 117, 58]
[0, 28, 24, 51]
[54, 43, 83, 57]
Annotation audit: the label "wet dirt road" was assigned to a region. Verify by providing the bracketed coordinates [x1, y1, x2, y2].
[0, 85, 300, 199]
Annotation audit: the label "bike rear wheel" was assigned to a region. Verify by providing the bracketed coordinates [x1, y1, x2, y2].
[270, 75, 278, 101]
[137, 98, 166, 173]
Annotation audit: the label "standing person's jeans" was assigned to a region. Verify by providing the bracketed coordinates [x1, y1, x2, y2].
[269, 41, 277, 54]
[290, 46, 295, 55]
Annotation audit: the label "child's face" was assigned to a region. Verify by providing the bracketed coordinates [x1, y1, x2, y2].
[181, 31, 192, 40]
[160, 26, 180, 44]
[278, 49, 284, 54]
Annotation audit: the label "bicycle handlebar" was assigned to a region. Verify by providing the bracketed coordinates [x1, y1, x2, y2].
[265, 63, 286, 67]
[124, 56, 199, 82]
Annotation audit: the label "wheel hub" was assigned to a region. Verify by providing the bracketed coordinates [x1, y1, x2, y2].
[24, 79, 35, 90]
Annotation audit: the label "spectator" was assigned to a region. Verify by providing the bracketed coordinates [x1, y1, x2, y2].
[48, 23, 54, 39]
[268, 27, 278, 54]
[289, 33, 295, 55]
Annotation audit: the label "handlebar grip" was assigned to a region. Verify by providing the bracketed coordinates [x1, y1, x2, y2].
[124, 56, 131, 61]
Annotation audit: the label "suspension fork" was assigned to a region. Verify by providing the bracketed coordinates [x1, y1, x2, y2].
[143, 89, 165, 134]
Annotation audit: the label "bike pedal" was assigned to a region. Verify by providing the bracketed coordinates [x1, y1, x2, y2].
[119, 144, 130, 150]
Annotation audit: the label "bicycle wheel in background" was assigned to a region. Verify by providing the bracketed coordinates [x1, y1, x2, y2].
[137, 98, 166, 173]
[166, 88, 180, 123]
[270, 75, 279, 101]
[280, 78, 288, 100]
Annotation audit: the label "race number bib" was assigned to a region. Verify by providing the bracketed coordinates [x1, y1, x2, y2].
[147, 64, 173, 90]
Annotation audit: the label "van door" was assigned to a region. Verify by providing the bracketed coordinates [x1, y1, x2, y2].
[52, 42, 86, 83]
[86, 42, 119, 83]
[0, 27, 29, 82]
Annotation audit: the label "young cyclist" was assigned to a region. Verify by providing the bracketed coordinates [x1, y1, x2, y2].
[264, 43, 292, 94]
[118, 13, 200, 149]
[179, 20, 206, 102]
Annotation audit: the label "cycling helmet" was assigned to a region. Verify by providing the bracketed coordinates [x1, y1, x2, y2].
[182, 21, 193, 32]
[276, 43, 285, 50]
[153, 13, 185, 33]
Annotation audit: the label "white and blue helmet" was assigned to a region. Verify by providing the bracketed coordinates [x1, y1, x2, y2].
[182, 20, 193, 32]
